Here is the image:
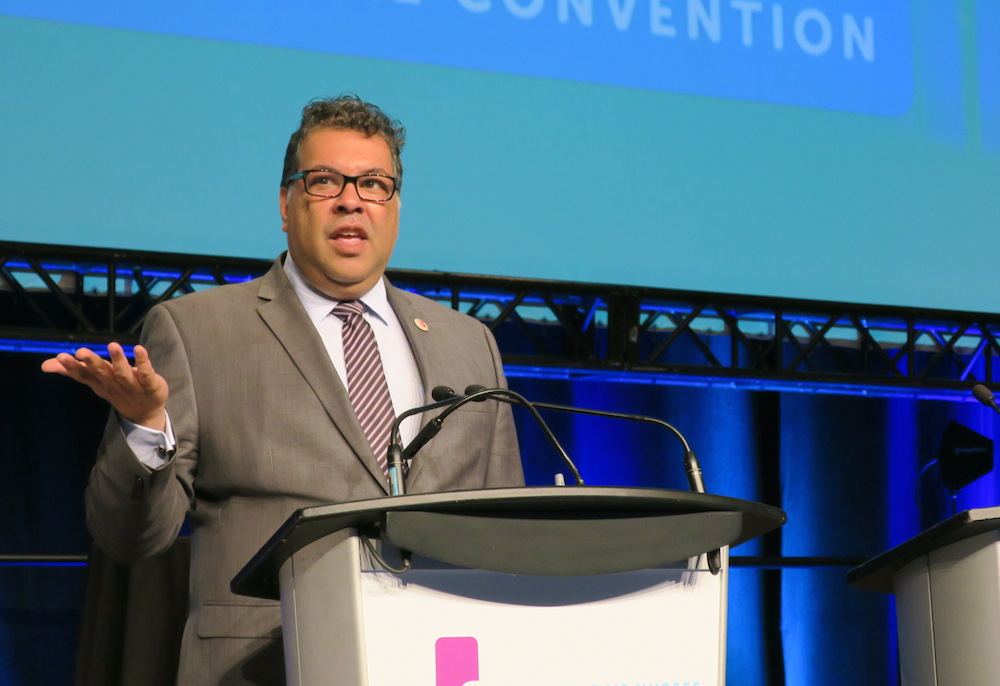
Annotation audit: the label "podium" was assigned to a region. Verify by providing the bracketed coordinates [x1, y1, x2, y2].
[233, 486, 785, 686]
[848, 507, 1000, 686]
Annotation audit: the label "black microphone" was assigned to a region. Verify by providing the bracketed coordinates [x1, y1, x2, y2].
[464, 384, 489, 400]
[467, 386, 705, 494]
[407, 386, 584, 485]
[465, 384, 589, 484]
[469, 386, 720, 574]
[972, 384, 1000, 415]
[385, 385, 464, 496]
[431, 385, 459, 402]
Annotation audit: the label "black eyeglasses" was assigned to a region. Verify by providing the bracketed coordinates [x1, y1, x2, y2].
[285, 169, 398, 202]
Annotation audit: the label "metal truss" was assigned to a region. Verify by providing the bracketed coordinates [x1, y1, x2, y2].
[3, 240, 999, 398]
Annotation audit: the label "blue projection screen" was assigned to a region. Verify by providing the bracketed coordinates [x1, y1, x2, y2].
[1, 1, 998, 312]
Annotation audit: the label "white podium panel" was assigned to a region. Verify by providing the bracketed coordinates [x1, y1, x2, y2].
[241, 488, 784, 686]
[280, 529, 729, 686]
[850, 508, 1000, 686]
[895, 531, 1000, 686]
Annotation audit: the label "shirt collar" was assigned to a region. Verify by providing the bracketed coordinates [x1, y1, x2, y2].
[282, 254, 390, 326]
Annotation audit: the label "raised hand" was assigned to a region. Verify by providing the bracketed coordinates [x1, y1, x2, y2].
[41, 342, 169, 431]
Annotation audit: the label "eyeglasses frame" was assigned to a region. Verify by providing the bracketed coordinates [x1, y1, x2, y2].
[285, 169, 399, 202]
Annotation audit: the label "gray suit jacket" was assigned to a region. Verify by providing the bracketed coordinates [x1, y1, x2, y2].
[85, 258, 523, 685]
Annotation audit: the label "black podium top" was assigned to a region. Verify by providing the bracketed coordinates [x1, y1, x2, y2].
[231, 486, 786, 600]
[848, 506, 1000, 593]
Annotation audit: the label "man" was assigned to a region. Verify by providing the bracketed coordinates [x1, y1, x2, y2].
[42, 95, 524, 684]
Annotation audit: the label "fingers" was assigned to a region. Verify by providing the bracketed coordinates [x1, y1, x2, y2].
[40, 355, 69, 374]
[42, 344, 153, 389]
[76, 346, 113, 375]
[41, 345, 126, 387]
[40, 347, 102, 376]
[40, 343, 169, 428]
[107, 342, 135, 383]
[132, 345, 160, 390]
[107, 341, 127, 362]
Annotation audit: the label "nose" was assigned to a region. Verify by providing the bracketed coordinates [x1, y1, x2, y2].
[333, 179, 364, 213]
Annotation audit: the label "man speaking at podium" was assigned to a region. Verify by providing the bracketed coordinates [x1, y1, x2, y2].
[42, 95, 524, 684]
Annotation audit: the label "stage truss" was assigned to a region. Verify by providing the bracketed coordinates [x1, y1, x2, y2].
[2, 240, 998, 399]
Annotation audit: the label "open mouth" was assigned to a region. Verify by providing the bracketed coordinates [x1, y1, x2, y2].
[331, 227, 368, 242]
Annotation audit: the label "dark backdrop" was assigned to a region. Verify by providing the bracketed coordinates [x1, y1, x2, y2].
[2, 351, 996, 685]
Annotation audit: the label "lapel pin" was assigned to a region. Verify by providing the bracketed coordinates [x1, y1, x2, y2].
[414, 318, 429, 332]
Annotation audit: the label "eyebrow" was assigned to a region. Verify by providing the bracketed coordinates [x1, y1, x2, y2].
[310, 166, 392, 176]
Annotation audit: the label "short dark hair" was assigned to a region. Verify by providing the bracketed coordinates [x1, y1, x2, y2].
[281, 94, 406, 191]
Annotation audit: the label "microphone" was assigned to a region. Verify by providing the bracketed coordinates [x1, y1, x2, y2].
[431, 385, 459, 402]
[467, 386, 720, 574]
[464, 384, 489, 401]
[466, 385, 706, 494]
[403, 385, 584, 486]
[456, 386, 584, 486]
[972, 384, 1000, 415]
[385, 385, 464, 496]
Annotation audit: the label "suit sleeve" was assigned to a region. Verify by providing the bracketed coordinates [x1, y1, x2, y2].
[84, 305, 199, 564]
[480, 322, 525, 487]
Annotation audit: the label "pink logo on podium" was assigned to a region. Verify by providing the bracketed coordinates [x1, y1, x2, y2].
[435, 637, 479, 686]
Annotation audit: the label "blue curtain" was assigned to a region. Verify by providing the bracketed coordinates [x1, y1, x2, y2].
[506, 376, 997, 686]
[3, 350, 999, 685]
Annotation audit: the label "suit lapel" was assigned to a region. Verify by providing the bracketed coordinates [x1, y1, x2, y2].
[256, 261, 389, 493]
[385, 281, 451, 488]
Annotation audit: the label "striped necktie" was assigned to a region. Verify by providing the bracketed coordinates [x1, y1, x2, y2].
[333, 300, 395, 476]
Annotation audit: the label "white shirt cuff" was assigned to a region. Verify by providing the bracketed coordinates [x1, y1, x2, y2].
[120, 412, 177, 470]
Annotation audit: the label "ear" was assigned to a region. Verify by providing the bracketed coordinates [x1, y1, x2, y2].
[279, 185, 289, 233]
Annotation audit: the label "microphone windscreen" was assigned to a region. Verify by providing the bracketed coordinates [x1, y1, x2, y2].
[431, 385, 457, 401]
[972, 384, 996, 408]
[464, 384, 488, 401]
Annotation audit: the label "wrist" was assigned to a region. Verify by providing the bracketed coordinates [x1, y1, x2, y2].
[122, 407, 167, 433]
